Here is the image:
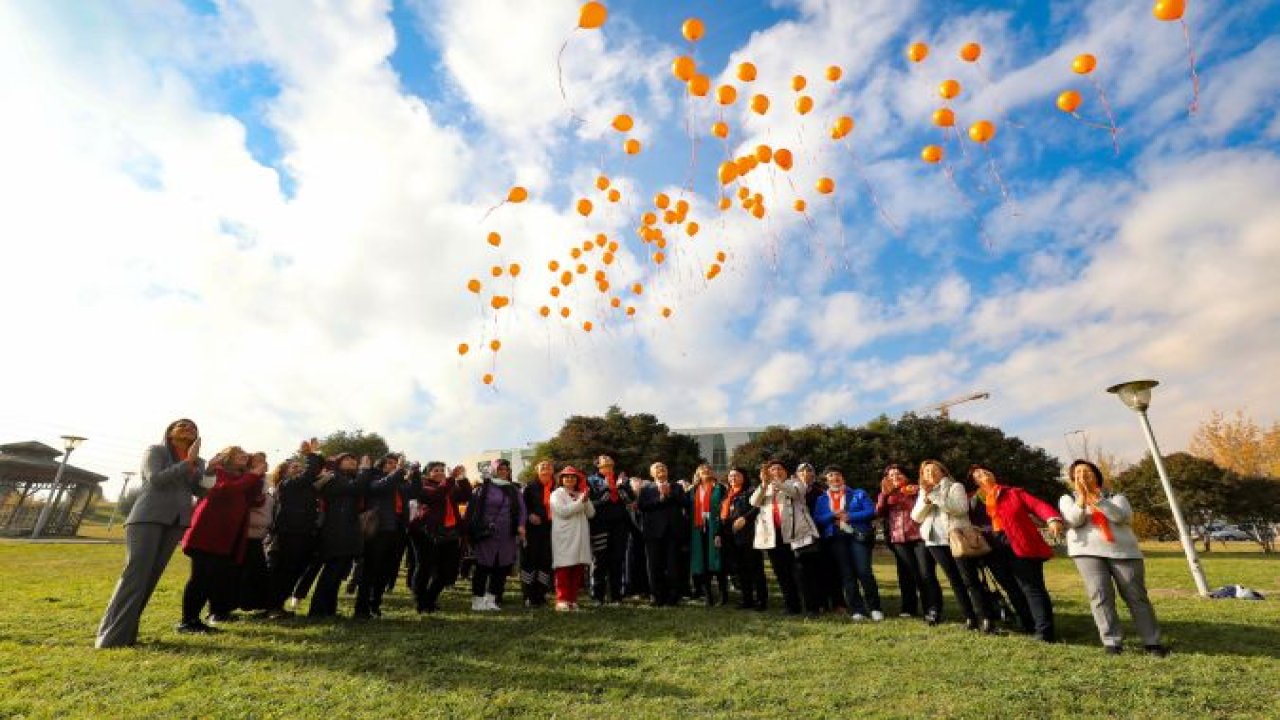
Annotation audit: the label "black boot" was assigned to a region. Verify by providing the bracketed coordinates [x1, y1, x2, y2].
[717, 576, 730, 606]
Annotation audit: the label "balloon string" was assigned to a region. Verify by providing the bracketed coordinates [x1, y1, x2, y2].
[984, 147, 1017, 216]
[1181, 19, 1201, 116]
[479, 200, 505, 224]
[1070, 112, 1118, 133]
[1088, 75, 1121, 156]
[842, 139, 900, 236]
[556, 33, 586, 125]
[943, 161, 991, 250]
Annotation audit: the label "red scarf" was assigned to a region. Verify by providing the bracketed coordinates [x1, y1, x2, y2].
[828, 487, 845, 513]
[694, 484, 713, 528]
[771, 491, 782, 530]
[720, 487, 742, 520]
[394, 486, 403, 515]
[541, 477, 554, 517]
[606, 471, 618, 502]
[443, 483, 458, 528]
[1090, 502, 1115, 542]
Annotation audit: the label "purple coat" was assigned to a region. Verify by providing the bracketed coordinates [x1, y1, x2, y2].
[469, 482, 526, 567]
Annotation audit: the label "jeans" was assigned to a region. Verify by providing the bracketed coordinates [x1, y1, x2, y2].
[825, 534, 881, 615]
[889, 540, 942, 617]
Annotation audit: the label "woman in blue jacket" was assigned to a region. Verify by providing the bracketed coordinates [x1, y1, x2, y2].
[812, 466, 883, 621]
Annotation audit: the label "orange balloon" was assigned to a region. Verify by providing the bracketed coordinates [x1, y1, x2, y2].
[607, 188, 621, 202]
[755, 144, 773, 163]
[578, 2, 607, 29]
[791, 75, 807, 92]
[654, 192, 670, 209]
[561, 270, 574, 285]
[595, 233, 608, 248]
[539, 305, 551, 317]
[508, 263, 521, 277]
[611, 114, 633, 132]
[457, 343, 469, 356]
[507, 186, 528, 203]
[661, 307, 673, 318]
[467, 278, 482, 293]
[718, 195, 731, 210]
[718, 160, 739, 185]
[576, 263, 588, 275]
[482, 373, 494, 385]
[632, 283, 643, 295]
[716, 84, 737, 105]
[1153, 0, 1185, 21]
[774, 148, 793, 171]
[490, 295, 510, 310]
[1056, 90, 1082, 113]
[1072, 53, 1097, 75]
[939, 79, 961, 100]
[921, 144, 943, 164]
[711, 121, 729, 138]
[490, 265, 504, 278]
[795, 95, 814, 115]
[734, 156, 752, 176]
[959, 42, 982, 63]
[490, 339, 501, 352]
[736, 62, 757, 82]
[548, 260, 560, 271]
[486, 231, 501, 247]
[672, 55, 696, 82]
[675, 199, 689, 214]
[663, 209, 678, 225]
[688, 74, 711, 97]
[793, 199, 807, 212]
[686, 221, 699, 237]
[560, 307, 571, 318]
[610, 297, 621, 308]
[642, 211, 657, 225]
[582, 321, 593, 332]
[932, 107, 955, 128]
[625, 306, 636, 317]
[550, 286, 561, 298]
[653, 251, 665, 264]
[595, 175, 610, 190]
[750, 94, 770, 114]
[623, 138, 641, 155]
[825, 65, 843, 82]
[570, 247, 582, 259]
[907, 42, 929, 63]
[715, 251, 727, 262]
[831, 115, 854, 139]
[682, 17, 705, 42]
[706, 264, 720, 279]
[968, 120, 996, 143]
[602, 252, 615, 265]
[815, 177, 835, 194]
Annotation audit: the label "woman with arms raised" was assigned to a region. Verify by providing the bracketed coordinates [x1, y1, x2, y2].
[465, 459, 527, 611]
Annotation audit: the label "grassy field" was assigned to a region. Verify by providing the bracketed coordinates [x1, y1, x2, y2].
[2, 534, 1278, 720]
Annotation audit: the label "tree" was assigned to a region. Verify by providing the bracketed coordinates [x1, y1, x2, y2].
[317, 429, 391, 461]
[729, 415, 1063, 499]
[1222, 475, 1280, 553]
[1189, 409, 1280, 478]
[525, 406, 704, 482]
[116, 487, 142, 517]
[1112, 452, 1233, 552]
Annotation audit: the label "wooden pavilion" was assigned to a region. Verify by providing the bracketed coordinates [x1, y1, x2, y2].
[0, 441, 107, 537]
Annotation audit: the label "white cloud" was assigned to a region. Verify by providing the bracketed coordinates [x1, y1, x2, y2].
[747, 351, 812, 403]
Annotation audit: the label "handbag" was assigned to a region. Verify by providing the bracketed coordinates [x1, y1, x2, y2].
[948, 526, 991, 558]
[358, 508, 379, 539]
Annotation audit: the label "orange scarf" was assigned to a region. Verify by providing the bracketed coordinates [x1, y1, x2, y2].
[984, 486, 1002, 533]
[828, 488, 845, 513]
[720, 487, 742, 520]
[694, 484, 713, 528]
[1089, 496, 1114, 542]
[443, 485, 458, 528]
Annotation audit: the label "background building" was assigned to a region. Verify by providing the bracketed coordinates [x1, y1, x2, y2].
[0, 441, 106, 537]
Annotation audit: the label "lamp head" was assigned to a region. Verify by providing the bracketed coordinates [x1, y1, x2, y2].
[1106, 380, 1159, 412]
[60, 435, 87, 452]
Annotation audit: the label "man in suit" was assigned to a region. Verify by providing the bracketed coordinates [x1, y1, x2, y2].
[637, 462, 687, 607]
[587, 454, 636, 605]
[96, 419, 206, 647]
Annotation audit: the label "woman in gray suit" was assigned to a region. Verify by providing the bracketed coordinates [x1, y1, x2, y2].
[96, 419, 205, 648]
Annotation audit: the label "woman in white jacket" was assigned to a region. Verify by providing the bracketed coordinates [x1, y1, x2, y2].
[911, 459, 992, 631]
[751, 460, 821, 615]
[550, 466, 595, 611]
[1060, 460, 1167, 656]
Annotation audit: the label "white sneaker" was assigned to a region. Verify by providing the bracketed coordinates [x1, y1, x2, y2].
[471, 596, 486, 611]
[851, 613, 867, 621]
[871, 610, 885, 622]
[482, 593, 501, 611]
[555, 602, 572, 612]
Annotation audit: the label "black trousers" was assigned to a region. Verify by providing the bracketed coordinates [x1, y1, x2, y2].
[591, 520, 630, 602]
[268, 532, 316, 609]
[625, 527, 649, 597]
[472, 563, 512, 604]
[356, 530, 400, 615]
[183, 549, 237, 622]
[1009, 556, 1055, 640]
[889, 540, 942, 617]
[309, 556, 355, 617]
[985, 537, 1039, 634]
[928, 544, 986, 622]
[238, 538, 273, 611]
[644, 537, 682, 605]
[794, 547, 826, 615]
[766, 545, 801, 613]
[521, 527, 553, 606]
[726, 542, 767, 608]
[410, 532, 461, 611]
[384, 533, 408, 592]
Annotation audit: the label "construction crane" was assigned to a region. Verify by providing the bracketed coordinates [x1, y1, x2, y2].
[916, 391, 991, 419]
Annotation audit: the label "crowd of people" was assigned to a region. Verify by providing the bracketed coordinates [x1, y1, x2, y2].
[94, 417, 1169, 657]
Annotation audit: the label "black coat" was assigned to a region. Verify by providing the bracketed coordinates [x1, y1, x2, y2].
[638, 482, 687, 541]
[274, 453, 323, 536]
[588, 473, 638, 528]
[318, 468, 373, 559]
[722, 487, 760, 547]
[365, 467, 414, 533]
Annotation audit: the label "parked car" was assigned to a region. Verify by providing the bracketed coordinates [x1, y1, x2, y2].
[1209, 526, 1251, 541]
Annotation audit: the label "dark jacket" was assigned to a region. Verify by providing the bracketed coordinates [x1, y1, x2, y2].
[638, 481, 687, 541]
[523, 480, 554, 541]
[588, 472, 638, 528]
[274, 453, 323, 535]
[722, 485, 759, 547]
[411, 476, 473, 538]
[365, 467, 413, 533]
[318, 468, 371, 559]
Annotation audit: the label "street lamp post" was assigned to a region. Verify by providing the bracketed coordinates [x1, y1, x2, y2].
[1106, 380, 1210, 597]
[106, 471, 136, 534]
[31, 435, 87, 539]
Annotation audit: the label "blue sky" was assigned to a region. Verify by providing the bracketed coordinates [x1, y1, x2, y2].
[2, 0, 1278, 495]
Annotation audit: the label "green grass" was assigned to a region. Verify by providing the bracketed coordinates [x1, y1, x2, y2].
[1, 540, 1278, 719]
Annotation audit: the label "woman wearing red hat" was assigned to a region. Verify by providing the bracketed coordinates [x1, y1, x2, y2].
[550, 465, 594, 611]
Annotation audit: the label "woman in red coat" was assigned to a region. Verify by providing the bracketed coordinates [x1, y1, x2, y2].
[178, 446, 265, 633]
[969, 465, 1064, 642]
